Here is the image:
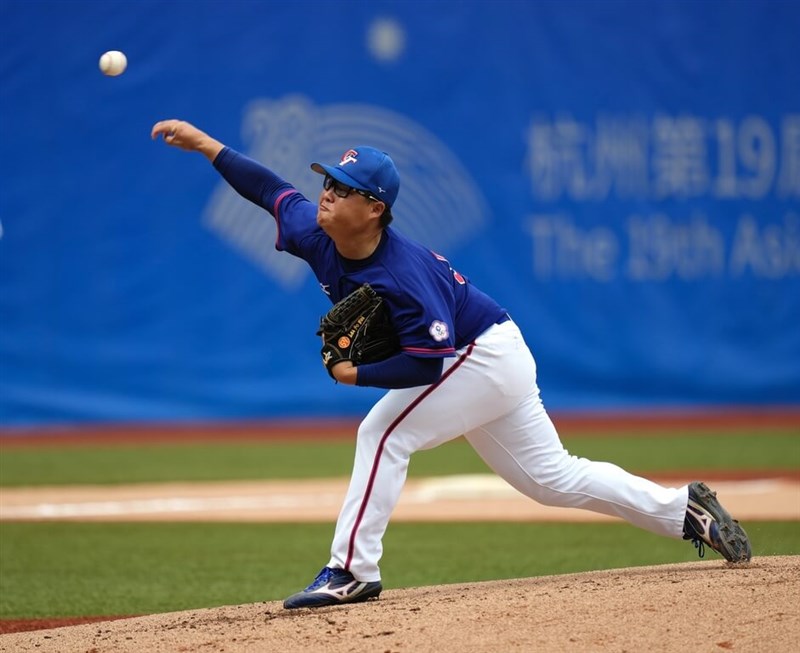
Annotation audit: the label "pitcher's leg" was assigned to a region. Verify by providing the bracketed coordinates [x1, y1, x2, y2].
[465, 392, 687, 538]
[328, 340, 528, 581]
[327, 383, 478, 581]
[327, 406, 414, 582]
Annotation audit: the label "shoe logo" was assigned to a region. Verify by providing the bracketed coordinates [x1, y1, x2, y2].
[313, 579, 369, 601]
[686, 504, 715, 544]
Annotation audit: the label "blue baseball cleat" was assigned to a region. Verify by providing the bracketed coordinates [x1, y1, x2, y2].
[283, 566, 383, 609]
[683, 481, 752, 563]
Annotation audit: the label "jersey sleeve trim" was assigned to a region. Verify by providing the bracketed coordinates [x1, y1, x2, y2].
[402, 346, 456, 357]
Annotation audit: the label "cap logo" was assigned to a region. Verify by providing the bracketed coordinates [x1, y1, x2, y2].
[339, 149, 358, 166]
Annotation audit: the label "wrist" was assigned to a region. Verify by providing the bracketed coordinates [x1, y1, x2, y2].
[331, 361, 357, 385]
[199, 137, 225, 161]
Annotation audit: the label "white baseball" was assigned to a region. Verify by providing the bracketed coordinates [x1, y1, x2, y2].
[99, 50, 127, 77]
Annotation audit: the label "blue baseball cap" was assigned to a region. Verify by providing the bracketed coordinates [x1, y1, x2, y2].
[311, 146, 400, 207]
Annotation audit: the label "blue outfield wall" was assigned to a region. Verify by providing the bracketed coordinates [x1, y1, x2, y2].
[1, 0, 799, 427]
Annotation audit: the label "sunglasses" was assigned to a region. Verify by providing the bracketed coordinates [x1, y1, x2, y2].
[323, 174, 379, 202]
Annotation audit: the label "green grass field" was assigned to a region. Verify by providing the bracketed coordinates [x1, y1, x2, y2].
[1, 430, 797, 486]
[0, 427, 798, 619]
[2, 521, 797, 619]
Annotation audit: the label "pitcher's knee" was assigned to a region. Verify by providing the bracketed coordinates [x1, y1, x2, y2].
[521, 456, 593, 505]
[381, 435, 416, 463]
[354, 421, 416, 470]
[356, 416, 388, 446]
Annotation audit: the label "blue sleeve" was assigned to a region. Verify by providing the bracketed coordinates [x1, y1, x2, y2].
[212, 147, 293, 214]
[213, 147, 321, 255]
[356, 353, 443, 389]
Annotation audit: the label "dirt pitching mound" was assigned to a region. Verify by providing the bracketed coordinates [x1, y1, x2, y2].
[1, 555, 797, 653]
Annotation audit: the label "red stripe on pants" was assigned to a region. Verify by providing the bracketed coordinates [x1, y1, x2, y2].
[345, 343, 476, 571]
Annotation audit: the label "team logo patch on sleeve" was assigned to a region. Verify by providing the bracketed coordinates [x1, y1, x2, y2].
[428, 320, 449, 342]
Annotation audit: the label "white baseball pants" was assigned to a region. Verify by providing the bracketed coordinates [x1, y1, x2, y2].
[328, 319, 689, 582]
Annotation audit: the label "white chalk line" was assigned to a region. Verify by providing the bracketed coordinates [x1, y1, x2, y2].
[0, 476, 792, 520]
[0, 496, 341, 519]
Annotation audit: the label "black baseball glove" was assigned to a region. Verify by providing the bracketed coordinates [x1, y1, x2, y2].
[317, 283, 401, 377]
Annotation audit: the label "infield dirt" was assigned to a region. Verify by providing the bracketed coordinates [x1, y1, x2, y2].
[0, 555, 797, 652]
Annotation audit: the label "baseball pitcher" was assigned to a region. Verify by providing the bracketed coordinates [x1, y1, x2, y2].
[151, 119, 751, 610]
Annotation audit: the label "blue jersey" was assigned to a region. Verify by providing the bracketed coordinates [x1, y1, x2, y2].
[215, 148, 506, 359]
